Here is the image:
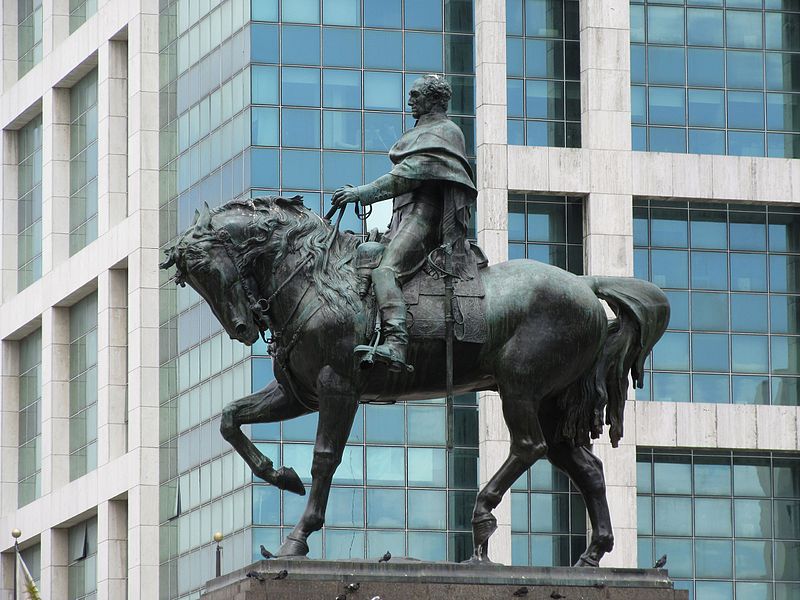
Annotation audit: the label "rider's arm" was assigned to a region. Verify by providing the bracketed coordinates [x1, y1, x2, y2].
[355, 174, 421, 206]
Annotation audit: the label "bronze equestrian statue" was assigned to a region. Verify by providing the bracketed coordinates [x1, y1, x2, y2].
[160, 77, 670, 566]
[331, 75, 476, 373]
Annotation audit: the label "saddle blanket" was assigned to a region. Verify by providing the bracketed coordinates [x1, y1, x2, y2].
[401, 268, 488, 344]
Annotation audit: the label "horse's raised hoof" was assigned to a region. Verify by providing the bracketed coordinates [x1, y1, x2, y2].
[277, 534, 310, 558]
[275, 467, 306, 496]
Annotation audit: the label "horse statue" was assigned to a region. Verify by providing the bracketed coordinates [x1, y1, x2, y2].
[161, 195, 669, 566]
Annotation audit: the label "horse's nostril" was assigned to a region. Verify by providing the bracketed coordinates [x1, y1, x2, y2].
[235, 322, 247, 336]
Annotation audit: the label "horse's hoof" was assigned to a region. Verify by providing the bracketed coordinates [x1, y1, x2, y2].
[471, 514, 498, 549]
[277, 534, 310, 557]
[574, 554, 600, 568]
[276, 467, 306, 496]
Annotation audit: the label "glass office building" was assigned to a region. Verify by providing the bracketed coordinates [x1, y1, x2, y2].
[0, 0, 797, 599]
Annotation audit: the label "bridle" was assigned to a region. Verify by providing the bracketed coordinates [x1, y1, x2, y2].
[212, 225, 313, 344]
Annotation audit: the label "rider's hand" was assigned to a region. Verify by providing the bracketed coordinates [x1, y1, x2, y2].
[332, 185, 359, 207]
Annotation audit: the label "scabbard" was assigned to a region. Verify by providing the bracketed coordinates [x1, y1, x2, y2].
[444, 247, 455, 451]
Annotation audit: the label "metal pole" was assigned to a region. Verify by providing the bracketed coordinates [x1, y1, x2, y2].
[213, 532, 223, 578]
[444, 245, 455, 452]
[215, 543, 221, 578]
[12, 528, 21, 600]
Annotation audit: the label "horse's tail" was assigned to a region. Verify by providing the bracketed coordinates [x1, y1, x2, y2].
[581, 276, 670, 448]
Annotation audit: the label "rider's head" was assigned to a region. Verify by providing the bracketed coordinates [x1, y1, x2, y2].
[408, 75, 452, 118]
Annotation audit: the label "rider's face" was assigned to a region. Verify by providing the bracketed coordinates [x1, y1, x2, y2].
[408, 83, 433, 119]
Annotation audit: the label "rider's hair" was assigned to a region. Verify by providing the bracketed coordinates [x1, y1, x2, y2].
[418, 74, 452, 112]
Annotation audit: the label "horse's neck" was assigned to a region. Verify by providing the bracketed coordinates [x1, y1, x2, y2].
[261, 253, 315, 333]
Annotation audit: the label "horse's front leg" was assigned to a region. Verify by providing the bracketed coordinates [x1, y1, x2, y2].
[278, 367, 358, 557]
[220, 379, 311, 495]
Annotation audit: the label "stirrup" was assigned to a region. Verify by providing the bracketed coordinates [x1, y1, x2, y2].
[354, 343, 414, 373]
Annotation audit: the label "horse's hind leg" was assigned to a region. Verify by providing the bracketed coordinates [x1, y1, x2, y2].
[469, 385, 547, 563]
[220, 379, 311, 495]
[545, 439, 613, 567]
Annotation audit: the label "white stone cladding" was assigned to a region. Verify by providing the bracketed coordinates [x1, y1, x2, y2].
[0, 1, 159, 599]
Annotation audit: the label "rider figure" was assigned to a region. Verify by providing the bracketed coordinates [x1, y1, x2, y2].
[331, 74, 477, 372]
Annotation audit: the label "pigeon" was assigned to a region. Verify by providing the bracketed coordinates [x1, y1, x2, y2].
[260, 545, 275, 559]
[513, 586, 529, 596]
[378, 551, 391, 563]
[272, 569, 289, 580]
[345, 582, 361, 592]
[654, 554, 667, 569]
[245, 571, 265, 582]
[550, 592, 565, 599]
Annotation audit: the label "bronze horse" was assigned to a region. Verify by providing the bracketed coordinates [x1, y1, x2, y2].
[161, 196, 669, 565]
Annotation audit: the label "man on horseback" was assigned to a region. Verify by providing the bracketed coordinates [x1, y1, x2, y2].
[331, 74, 477, 372]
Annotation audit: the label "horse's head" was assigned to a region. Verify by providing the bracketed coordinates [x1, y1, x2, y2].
[161, 201, 265, 345]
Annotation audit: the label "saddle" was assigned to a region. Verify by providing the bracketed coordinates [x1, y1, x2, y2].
[355, 241, 489, 345]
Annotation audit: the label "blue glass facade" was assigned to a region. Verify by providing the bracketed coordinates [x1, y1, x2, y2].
[506, 0, 581, 147]
[634, 199, 800, 405]
[638, 449, 800, 600]
[631, 0, 800, 157]
[160, 2, 477, 597]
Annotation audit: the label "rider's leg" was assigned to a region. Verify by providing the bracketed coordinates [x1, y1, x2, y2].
[369, 201, 440, 370]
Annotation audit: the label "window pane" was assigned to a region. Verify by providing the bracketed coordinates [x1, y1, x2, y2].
[323, 111, 360, 150]
[282, 25, 320, 65]
[688, 48, 725, 87]
[691, 251, 727, 290]
[727, 50, 764, 89]
[648, 47, 686, 85]
[688, 89, 724, 127]
[648, 6, 685, 44]
[687, 9, 723, 45]
[730, 253, 767, 291]
[323, 69, 361, 108]
[323, 0, 360, 26]
[323, 27, 360, 67]
[282, 67, 321, 107]
[282, 108, 320, 147]
[404, 32, 443, 71]
[691, 292, 728, 330]
[726, 11, 763, 48]
[364, 30, 402, 69]
[282, 0, 319, 23]
[364, 72, 403, 110]
[731, 294, 768, 332]
[649, 87, 686, 125]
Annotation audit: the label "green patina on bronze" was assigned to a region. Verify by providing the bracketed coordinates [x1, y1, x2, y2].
[161, 75, 671, 568]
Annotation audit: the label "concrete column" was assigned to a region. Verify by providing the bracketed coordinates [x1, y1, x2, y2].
[41, 0, 70, 58]
[1, 1, 18, 91]
[0, 130, 18, 301]
[97, 40, 129, 235]
[0, 550, 13, 600]
[97, 269, 128, 466]
[125, 11, 161, 598]
[97, 499, 128, 599]
[475, 0, 512, 565]
[41, 88, 71, 271]
[578, 0, 638, 569]
[40, 307, 70, 495]
[0, 341, 20, 515]
[39, 527, 68, 599]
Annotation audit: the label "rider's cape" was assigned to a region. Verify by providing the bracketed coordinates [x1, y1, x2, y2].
[388, 112, 478, 279]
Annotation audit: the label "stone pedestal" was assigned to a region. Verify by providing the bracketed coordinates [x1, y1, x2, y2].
[202, 559, 688, 600]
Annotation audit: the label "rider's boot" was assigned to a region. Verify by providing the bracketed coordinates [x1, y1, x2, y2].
[369, 266, 411, 372]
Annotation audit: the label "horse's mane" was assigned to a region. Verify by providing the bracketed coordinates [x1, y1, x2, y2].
[172, 196, 362, 321]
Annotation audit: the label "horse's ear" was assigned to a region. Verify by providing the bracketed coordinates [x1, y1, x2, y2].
[195, 202, 212, 229]
[159, 246, 176, 270]
[275, 195, 304, 209]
